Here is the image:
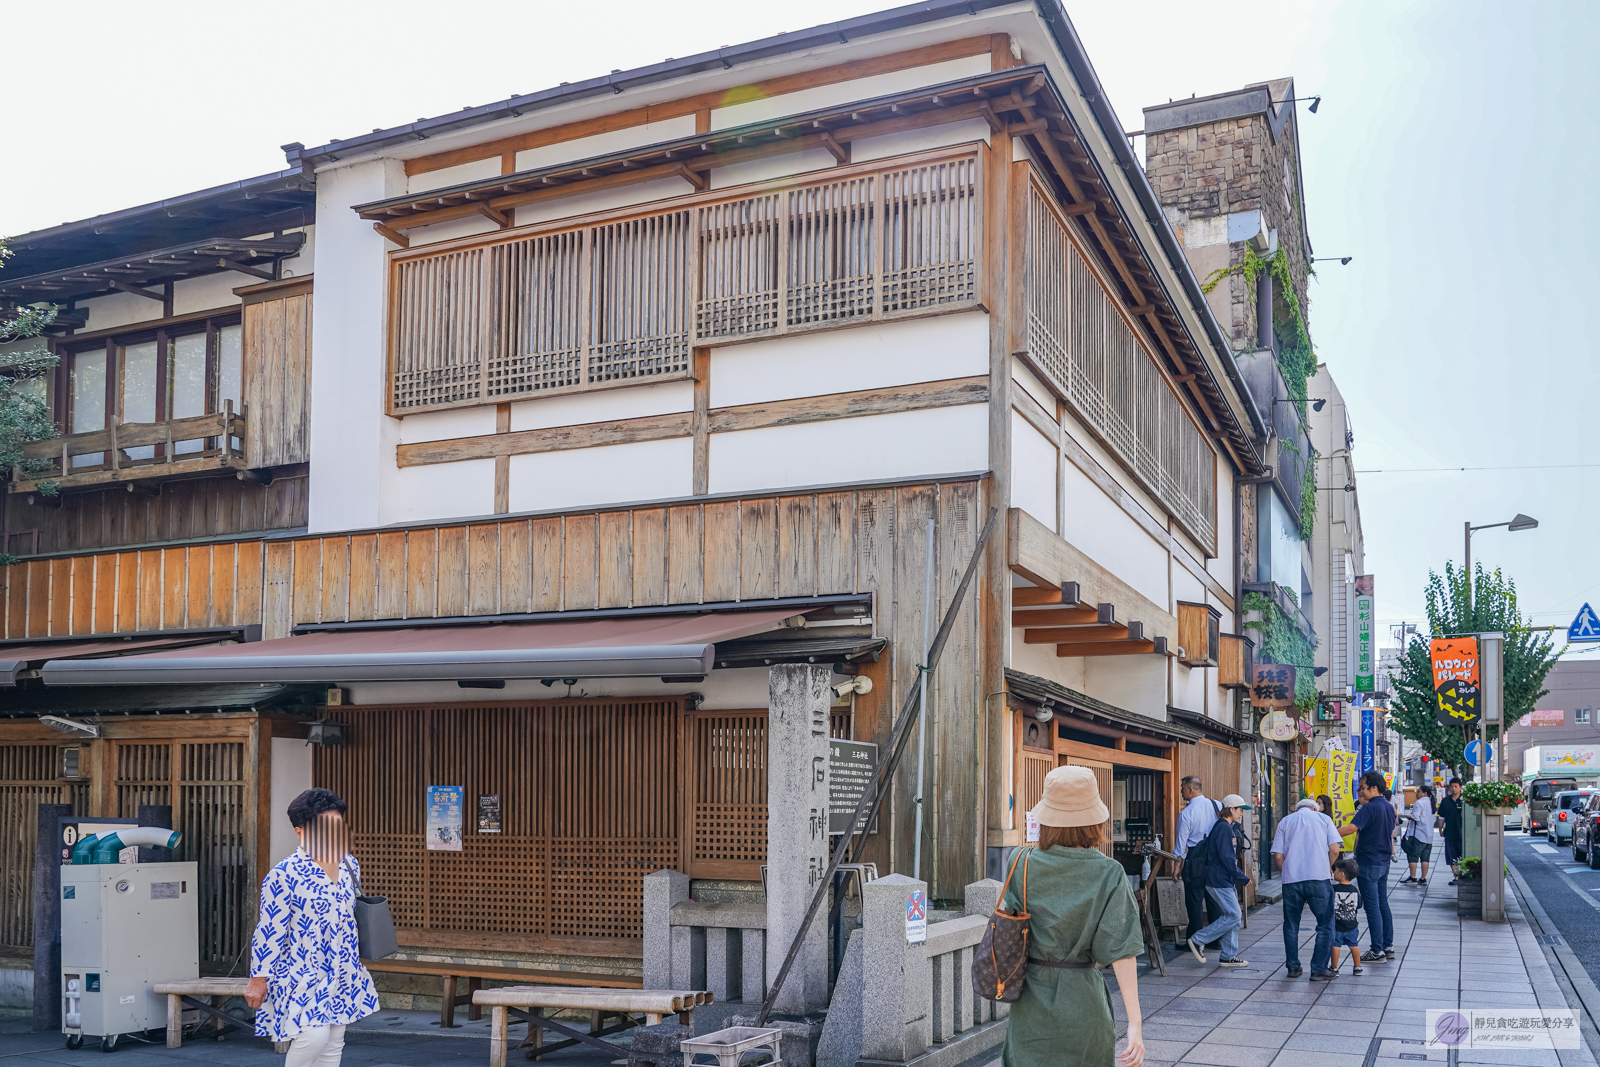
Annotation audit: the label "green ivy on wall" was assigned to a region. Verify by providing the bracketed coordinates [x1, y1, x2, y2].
[1243, 591, 1319, 711]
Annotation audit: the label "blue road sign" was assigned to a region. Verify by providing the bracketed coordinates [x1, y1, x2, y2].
[1466, 739, 1494, 767]
[1570, 603, 1600, 643]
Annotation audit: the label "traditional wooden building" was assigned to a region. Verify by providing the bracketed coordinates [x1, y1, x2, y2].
[3, 0, 1270, 991]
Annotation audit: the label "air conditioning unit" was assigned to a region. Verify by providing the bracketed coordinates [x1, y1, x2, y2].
[61, 746, 88, 780]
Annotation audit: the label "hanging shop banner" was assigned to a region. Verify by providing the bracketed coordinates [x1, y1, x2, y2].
[1251, 663, 1297, 708]
[1260, 710, 1297, 742]
[426, 785, 464, 851]
[1354, 587, 1375, 691]
[1430, 636, 1481, 729]
[1304, 758, 1329, 798]
[1360, 707, 1375, 774]
[477, 794, 502, 834]
[1329, 750, 1359, 842]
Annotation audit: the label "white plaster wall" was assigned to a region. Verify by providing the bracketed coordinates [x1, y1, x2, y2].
[1060, 458, 1168, 609]
[409, 157, 503, 195]
[515, 117, 697, 172]
[398, 406, 498, 445]
[850, 120, 990, 164]
[514, 176, 697, 228]
[346, 665, 774, 710]
[510, 379, 692, 431]
[1009, 637, 1088, 691]
[507, 437, 693, 513]
[404, 213, 500, 249]
[1061, 418, 1168, 540]
[1208, 462, 1236, 590]
[1171, 662, 1208, 716]
[709, 148, 837, 191]
[309, 157, 407, 534]
[709, 312, 988, 407]
[270, 736, 313, 866]
[1011, 356, 1056, 414]
[74, 290, 163, 333]
[172, 271, 245, 316]
[1084, 656, 1169, 720]
[388, 458, 496, 523]
[278, 226, 316, 278]
[1010, 411, 1058, 534]
[709, 55, 992, 129]
[708, 404, 987, 495]
[1172, 567, 1205, 609]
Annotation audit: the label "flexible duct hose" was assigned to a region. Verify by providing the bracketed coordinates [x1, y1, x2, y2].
[71, 827, 182, 864]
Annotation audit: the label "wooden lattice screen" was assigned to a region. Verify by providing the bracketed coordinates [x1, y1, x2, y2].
[0, 745, 86, 951]
[314, 702, 849, 950]
[388, 150, 981, 414]
[1178, 740, 1241, 805]
[1023, 179, 1216, 550]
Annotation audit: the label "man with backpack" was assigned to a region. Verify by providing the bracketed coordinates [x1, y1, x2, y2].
[1173, 776, 1220, 945]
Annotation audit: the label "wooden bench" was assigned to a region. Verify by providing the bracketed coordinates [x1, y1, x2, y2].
[362, 958, 642, 1029]
[152, 978, 290, 1053]
[473, 985, 711, 1067]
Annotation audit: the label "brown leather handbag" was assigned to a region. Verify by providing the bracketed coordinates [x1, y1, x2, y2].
[973, 846, 1034, 1002]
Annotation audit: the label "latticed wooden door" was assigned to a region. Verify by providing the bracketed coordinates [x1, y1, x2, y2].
[0, 745, 87, 951]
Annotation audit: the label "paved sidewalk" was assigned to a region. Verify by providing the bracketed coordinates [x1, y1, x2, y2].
[1093, 864, 1600, 1067]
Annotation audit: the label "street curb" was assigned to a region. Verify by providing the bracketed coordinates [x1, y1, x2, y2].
[1506, 861, 1600, 1067]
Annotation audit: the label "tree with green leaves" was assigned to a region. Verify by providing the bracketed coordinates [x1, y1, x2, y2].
[1, 236, 61, 567]
[1388, 562, 1561, 772]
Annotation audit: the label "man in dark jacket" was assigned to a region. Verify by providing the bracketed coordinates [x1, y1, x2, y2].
[1186, 793, 1255, 967]
[1439, 778, 1465, 882]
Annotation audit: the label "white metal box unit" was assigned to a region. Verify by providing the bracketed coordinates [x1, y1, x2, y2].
[61, 862, 199, 1044]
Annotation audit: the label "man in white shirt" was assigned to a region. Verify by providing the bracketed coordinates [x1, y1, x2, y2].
[1174, 776, 1220, 943]
[1272, 797, 1344, 980]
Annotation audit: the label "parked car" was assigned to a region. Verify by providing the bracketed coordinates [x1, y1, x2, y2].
[1505, 805, 1524, 830]
[1574, 796, 1600, 865]
[1547, 789, 1595, 845]
[1527, 777, 1580, 835]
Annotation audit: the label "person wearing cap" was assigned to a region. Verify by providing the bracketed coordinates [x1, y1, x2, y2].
[1271, 797, 1343, 980]
[1185, 794, 1254, 967]
[1001, 766, 1147, 1067]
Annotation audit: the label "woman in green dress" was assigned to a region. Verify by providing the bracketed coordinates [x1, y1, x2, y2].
[1001, 766, 1146, 1067]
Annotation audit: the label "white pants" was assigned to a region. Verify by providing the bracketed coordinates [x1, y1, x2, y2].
[285, 1024, 346, 1067]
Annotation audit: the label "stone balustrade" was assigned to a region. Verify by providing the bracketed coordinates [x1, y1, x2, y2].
[643, 870, 767, 1005]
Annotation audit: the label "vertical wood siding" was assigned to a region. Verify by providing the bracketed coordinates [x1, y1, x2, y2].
[242, 293, 313, 467]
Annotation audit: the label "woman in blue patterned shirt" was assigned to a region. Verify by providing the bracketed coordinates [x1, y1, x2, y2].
[245, 789, 380, 1065]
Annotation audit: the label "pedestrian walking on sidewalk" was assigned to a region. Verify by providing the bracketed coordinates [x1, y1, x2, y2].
[1187, 794, 1255, 968]
[1001, 766, 1147, 1067]
[1339, 771, 1397, 963]
[1173, 776, 1220, 946]
[1401, 785, 1436, 885]
[1439, 778, 1465, 882]
[246, 788, 379, 1067]
[1328, 858, 1363, 975]
[1271, 797, 1342, 980]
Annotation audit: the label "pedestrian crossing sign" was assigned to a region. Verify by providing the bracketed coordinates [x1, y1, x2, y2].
[1569, 603, 1600, 643]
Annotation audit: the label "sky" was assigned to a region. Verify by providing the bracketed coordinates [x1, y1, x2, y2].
[4, 0, 1596, 655]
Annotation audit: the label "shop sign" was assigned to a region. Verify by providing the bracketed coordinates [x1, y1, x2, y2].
[828, 740, 879, 835]
[1430, 637, 1480, 729]
[1355, 586, 1375, 691]
[1529, 709, 1565, 727]
[1251, 663, 1297, 708]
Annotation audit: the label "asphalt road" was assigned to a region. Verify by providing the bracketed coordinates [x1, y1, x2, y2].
[1506, 827, 1600, 992]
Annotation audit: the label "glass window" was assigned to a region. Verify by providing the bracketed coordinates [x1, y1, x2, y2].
[120, 341, 160, 460]
[170, 333, 208, 454]
[217, 324, 242, 414]
[1578, 708, 1592, 725]
[1534, 783, 1551, 800]
[70, 350, 107, 466]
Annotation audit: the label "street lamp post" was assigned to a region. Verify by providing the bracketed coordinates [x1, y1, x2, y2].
[1462, 514, 1537, 788]
[1463, 514, 1539, 611]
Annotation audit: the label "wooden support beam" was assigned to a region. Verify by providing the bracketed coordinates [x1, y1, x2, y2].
[977, 103, 1004, 134]
[1055, 640, 1157, 658]
[819, 131, 849, 165]
[1060, 202, 1096, 217]
[1012, 582, 1081, 607]
[1126, 304, 1155, 317]
[1007, 119, 1048, 137]
[218, 258, 275, 282]
[373, 222, 410, 248]
[674, 164, 709, 192]
[475, 203, 512, 228]
[110, 280, 166, 303]
[1023, 623, 1131, 644]
[1010, 605, 1100, 628]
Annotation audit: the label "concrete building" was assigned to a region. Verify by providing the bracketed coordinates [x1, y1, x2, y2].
[1500, 660, 1600, 780]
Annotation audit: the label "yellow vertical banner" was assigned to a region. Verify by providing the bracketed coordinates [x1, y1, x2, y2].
[1304, 758, 1329, 799]
[1329, 750, 1359, 845]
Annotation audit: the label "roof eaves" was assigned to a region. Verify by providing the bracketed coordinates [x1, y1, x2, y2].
[1005, 667, 1202, 743]
[284, 0, 1019, 170]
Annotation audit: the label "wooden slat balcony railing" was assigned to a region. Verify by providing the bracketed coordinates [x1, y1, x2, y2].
[10, 402, 247, 494]
[387, 148, 983, 415]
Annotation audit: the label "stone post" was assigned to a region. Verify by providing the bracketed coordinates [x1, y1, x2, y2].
[963, 878, 1003, 918]
[766, 664, 833, 1014]
[859, 873, 932, 1062]
[642, 869, 689, 989]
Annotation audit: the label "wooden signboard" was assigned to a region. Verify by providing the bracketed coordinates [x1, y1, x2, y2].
[1430, 637, 1481, 728]
[1250, 663, 1296, 708]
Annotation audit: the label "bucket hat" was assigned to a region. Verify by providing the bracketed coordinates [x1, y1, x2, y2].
[1032, 766, 1110, 828]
